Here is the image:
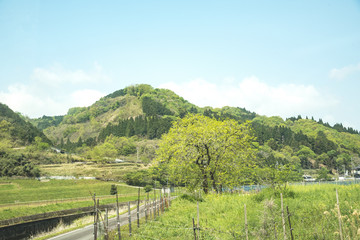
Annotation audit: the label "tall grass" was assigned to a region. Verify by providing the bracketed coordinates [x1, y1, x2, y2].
[114, 184, 360, 239]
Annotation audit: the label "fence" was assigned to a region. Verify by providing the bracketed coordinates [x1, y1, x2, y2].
[93, 187, 176, 240]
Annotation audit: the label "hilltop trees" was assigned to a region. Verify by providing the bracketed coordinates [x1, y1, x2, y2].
[156, 114, 257, 194]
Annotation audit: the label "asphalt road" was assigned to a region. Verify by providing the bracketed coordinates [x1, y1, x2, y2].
[48, 201, 160, 240]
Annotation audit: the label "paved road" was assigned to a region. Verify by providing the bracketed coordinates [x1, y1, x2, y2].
[48, 201, 163, 240]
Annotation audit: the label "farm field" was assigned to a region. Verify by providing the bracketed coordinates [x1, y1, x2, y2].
[0, 179, 154, 221]
[114, 184, 360, 240]
[39, 161, 148, 180]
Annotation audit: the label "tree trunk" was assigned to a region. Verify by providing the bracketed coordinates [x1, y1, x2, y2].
[202, 171, 209, 194]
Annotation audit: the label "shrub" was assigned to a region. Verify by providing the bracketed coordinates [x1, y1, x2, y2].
[110, 184, 117, 195]
[144, 185, 152, 192]
[180, 193, 204, 203]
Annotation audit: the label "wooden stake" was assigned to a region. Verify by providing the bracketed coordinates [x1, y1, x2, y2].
[116, 193, 121, 240]
[244, 204, 249, 240]
[154, 187, 157, 219]
[145, 196, 148, 223]
[93, 194, 97, 240]
[96, 199, 100, 239]
[192, 217, 197, 240]
[137, 188, 140, 228]
[128, 201, 132, 237]
[153, 199, 156, 219]
[281, 193, 287, 240]
[197, 201, 200, 238]
[168, 186, 171, 207]
[160, 188, 163, 213]
[336, 189, 343, 240]
[105, 208, 108, 240]
[286, 206, 294, 240]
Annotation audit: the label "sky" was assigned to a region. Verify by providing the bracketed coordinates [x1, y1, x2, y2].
[0, 0, 360, 129]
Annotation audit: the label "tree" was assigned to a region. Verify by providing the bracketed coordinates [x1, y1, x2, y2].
[110, 184, 117, 195]
[258, 164, 301, 192]
[296, 145, 316, 169]
[156, 114, 257, 194]
[316, 167, 331, 181]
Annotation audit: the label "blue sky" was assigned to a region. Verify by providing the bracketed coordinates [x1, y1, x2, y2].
[1, 1, 360, 129]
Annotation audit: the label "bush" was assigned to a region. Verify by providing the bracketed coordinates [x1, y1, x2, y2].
[110, 184, 117, 195]
[0, 153, 40, 178]
[252, 187, 295, 202]
[125, 170, 152, 187]
[180, 193, 204, 203]
[144, 185, 152, 192]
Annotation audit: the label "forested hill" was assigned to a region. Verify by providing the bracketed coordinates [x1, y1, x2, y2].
[30, 84, 255, 146]
[0, 103, 51, 146]
[251, 115, 360, 172]
[26, 84, 360, 172]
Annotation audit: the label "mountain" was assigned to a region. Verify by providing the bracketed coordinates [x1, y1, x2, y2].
[28, 84, 360, 173]
[31, 84, 255, 145]
[0, 103, 51, 147]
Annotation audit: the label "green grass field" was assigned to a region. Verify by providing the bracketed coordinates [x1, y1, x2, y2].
[0, 178, 157, 221]
[114, 184, 360, 240]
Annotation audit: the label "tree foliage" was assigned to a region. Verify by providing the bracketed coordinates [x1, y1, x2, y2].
[156, 114, 257, 194]
[0, 150, 40, 178]
[0, 103, 51, 145]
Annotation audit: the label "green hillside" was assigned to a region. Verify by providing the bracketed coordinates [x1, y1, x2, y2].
[252, 115, 360, 173]
[0, 103, 50, 146]
[25, 84, 360, 176]
[0, 103, 52, 178]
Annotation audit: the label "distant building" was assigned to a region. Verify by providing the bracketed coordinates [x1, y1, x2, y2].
[353, 165, 360, 178]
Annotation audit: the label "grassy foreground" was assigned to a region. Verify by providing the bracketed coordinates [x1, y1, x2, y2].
[0, 179, 153, 221]
[114, 184, 360, 240]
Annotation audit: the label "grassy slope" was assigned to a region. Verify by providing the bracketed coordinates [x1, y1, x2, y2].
[119, 184, 360, 240]
[43, 95, 143, 144]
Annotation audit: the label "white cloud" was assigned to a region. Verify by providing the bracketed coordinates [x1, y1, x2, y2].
[32, 62, 110, 86]
[0, 84, 66, 117]
[329, 63, 360, 80]
[71, 89, 105, 108]
[0, 63, 108, 117]
[159, 76, 338, 120]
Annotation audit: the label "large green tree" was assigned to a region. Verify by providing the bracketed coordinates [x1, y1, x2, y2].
[156, 114, 257, 194]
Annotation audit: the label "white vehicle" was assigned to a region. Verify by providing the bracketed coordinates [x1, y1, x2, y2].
[303, 175, 316, 182]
